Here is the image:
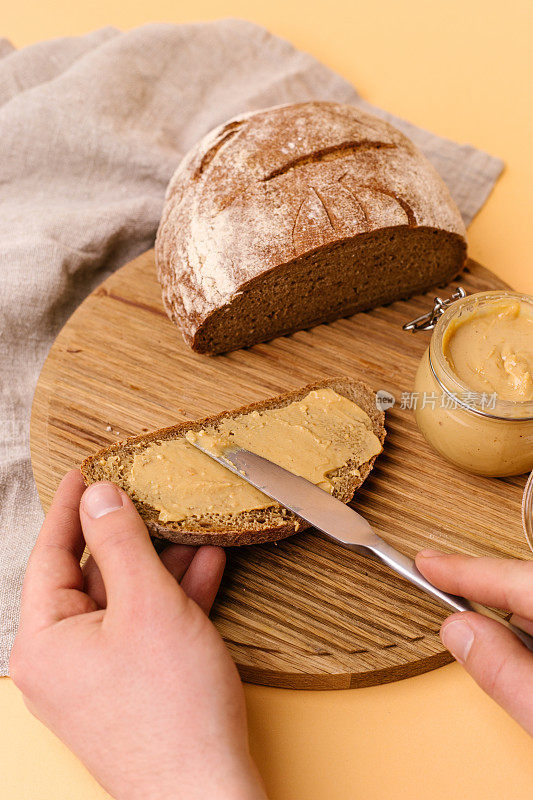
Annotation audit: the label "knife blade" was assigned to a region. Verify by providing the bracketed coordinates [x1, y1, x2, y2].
[190, 441, 381, 551]
[188, 439, 533, 652]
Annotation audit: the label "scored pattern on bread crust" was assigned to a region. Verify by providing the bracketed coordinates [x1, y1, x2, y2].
[260, 139, 396, 182]
[195, 120, 245, 178]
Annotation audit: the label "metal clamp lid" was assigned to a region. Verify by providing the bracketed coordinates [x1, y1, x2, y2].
[402, 287, 466, 332]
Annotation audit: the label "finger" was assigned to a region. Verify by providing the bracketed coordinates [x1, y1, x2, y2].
[83, 555, 107, 609]
[159, 544, 197, 583]
[440, 612, 533, 736]
[416, 550, 533, 618]
[79, 482, 184, 613]
[85, 545, 200, 608]
[180, 546, 226, 614]
[20, 470, 92, 632]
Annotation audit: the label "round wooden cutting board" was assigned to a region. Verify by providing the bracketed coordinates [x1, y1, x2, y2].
[30, 251, 530, 689]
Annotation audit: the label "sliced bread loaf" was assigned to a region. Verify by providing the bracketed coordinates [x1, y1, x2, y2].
[156, 101, 467, 355]
[80, 378, 385, 546]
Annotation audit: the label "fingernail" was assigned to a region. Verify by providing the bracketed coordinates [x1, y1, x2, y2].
[83, 483, 124, 519]
[441, 619, 475, 664]
[417, 549, 442, 558]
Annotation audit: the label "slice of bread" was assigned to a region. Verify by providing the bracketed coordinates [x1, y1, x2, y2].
[80, 377, 385, 546]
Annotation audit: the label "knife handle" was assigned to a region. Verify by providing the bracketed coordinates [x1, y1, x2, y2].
[360, 537, 533, 653]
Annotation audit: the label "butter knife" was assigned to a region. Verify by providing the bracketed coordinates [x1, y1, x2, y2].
[189, 441, 533, 653]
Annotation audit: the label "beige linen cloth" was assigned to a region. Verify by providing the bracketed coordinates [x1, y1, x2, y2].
[0, 19, 503, 675]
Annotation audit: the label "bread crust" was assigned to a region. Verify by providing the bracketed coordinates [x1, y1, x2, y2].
[155, 101, 467, 354]
[81, 377, 386, 546]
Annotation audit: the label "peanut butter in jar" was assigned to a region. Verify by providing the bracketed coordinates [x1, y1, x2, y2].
[413, 290, 533, 477]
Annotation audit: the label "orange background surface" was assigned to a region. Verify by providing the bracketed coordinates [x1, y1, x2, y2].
[2, 1, 533, 798]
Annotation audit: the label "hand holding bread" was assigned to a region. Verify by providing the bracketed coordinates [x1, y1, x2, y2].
[10, 470, 267, 800]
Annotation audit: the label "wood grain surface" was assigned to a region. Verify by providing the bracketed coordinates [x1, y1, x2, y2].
[30, 250, 530, 689]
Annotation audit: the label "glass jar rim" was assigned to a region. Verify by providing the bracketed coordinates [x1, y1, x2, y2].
[523, 471, 533, 554]
[429, 289, 533, 421]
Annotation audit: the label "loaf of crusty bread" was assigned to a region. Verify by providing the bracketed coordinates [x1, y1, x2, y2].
[156, 101, 467, 355]
[80, 378, 385, 546]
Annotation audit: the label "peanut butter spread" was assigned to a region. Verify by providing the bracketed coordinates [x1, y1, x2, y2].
[442, 299, 533, 402]
[127, 388, 382, 522]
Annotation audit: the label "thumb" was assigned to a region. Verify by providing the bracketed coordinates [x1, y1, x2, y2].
[80, 482, 180, 612]
[441, 612, 533, 736]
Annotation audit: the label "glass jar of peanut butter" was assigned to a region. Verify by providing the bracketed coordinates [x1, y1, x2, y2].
[413, 290, 533, 477]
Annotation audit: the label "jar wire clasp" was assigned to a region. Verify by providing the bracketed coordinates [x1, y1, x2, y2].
[402, 287, 467, 332]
